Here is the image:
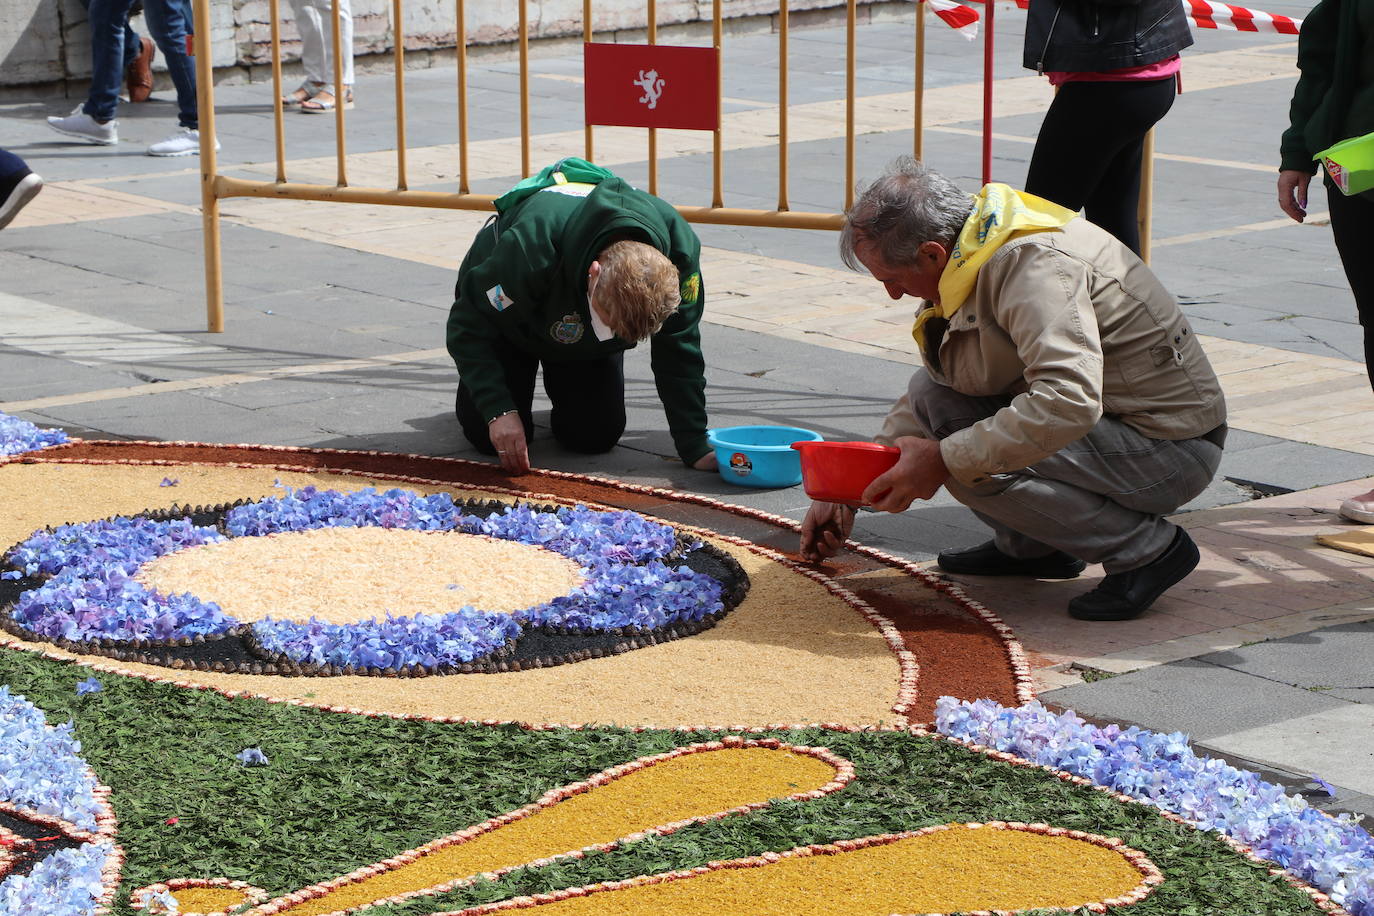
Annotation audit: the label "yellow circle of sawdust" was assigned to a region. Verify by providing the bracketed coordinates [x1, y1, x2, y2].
[137, 527, 584, 623]
[0, 462, 905, 728]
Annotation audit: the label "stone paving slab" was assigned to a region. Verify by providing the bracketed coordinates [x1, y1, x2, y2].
[1197, 621, 1374, 695]
[1044, 659, 1347, 744]
[1206, 704, 1374, 797]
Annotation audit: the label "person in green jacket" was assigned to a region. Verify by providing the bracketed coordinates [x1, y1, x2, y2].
[1277, 0, 1374, 523]
[447, 159, 714, 475]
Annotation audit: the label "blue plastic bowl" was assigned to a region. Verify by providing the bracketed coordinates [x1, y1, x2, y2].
[706, 425, 824, 488]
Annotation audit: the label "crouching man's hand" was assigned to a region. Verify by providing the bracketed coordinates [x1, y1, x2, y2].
[799, 501, 856, 562]
[863, 436, 949, 513]
[488, 412, 531, 475]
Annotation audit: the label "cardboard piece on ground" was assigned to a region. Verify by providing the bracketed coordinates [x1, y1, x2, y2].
[1316, 528, 1374, 558]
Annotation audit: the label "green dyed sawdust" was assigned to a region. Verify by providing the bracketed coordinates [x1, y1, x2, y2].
[0, 649, 1331, 916]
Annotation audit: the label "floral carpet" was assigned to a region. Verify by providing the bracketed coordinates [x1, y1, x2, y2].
[1, 412, 1370, 916]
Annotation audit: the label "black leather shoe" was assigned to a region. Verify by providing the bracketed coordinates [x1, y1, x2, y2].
[1068, 527, 1199, 621]
[937, 540, 1086, 579]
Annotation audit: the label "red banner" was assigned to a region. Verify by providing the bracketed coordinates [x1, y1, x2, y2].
[583, 43, 719, 131]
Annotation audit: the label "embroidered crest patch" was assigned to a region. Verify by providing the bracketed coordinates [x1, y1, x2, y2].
[551, 313, 585, 344]
[486, 285, 515, 312]
[680, 271, 701, 306]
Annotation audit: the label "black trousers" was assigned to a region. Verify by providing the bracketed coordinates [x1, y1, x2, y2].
[1024, 77, 1177, 255]
[1328, 184, 1374, 389]
[456, 339, 627, 455]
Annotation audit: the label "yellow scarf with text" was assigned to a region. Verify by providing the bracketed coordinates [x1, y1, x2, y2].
[911, 184, 1076, 351]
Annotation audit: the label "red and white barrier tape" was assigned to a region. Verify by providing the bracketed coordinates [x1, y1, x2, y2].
[926, 0, 982, 39]
[922, 0, 1301, 40]
[1185, 0, 1301, 34]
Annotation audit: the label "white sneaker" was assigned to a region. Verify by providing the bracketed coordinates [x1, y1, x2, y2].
[46, 110, 118, 145]
[146, 127, 220, 157]
[1339, 489, 1374, 524]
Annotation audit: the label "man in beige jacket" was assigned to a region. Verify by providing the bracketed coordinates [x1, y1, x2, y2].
[800, 158, 1227, 621]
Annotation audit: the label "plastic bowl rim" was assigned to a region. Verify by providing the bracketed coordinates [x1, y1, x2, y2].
[706, 425, 824, 452]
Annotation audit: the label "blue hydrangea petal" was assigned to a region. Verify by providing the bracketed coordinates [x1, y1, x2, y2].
[0, 411, 69, 457]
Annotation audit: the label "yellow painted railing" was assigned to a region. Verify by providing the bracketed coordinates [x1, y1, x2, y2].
[190, 0, 941, 331]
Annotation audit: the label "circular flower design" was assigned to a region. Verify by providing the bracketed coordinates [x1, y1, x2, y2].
[1, 487, 746, 676]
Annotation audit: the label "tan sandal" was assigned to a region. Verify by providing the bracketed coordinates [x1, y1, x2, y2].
[300, 87, 354, 113]
[281, 82, 321, 107]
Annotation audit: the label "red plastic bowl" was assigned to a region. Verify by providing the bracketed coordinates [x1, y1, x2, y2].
[791, 440, 901, 504]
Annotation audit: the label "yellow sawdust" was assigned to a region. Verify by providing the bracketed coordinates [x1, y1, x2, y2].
[166, 885, 252, 913]
[138, 527, 583, 622]
[0, 462, 904, 728]
[1317, 528, 1374, 559]
[0, 463, 426, 552]
[282, 747, 838, 916]
[471, 827, 1148, 915]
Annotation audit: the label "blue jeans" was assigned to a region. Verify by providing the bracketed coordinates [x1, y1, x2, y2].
[78, 0, 141, 69]
[84, 0, 198, 128]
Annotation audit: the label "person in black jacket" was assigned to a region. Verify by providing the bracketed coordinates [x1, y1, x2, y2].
[1277, 0, 1374, 523]
[1022, 0, 1193, 254]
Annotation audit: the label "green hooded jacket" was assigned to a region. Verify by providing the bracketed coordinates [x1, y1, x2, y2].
[1279, 0, 1374, 178]
[447, 170, 709, 464]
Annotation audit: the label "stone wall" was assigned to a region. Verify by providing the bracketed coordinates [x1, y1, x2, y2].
[0, 0, 889, 89]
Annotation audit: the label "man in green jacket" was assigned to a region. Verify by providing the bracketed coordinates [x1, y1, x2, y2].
[447, 160, 714, 475]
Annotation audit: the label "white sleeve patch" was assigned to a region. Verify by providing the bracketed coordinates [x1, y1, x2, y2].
[486, 284, 515, 311]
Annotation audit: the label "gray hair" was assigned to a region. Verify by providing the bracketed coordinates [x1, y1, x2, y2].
[839, 156, 973, 271]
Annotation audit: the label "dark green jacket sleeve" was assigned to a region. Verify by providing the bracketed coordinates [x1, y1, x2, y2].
[1279, 0, 1341, 173]
[650, 266, 710, 465]
[446, 223, 544, 423]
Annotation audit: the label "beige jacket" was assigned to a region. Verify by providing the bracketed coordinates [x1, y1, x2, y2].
[878, 219, 1226, 487]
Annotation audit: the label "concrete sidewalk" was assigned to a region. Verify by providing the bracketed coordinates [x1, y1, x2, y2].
[3, 1, 1372, 817]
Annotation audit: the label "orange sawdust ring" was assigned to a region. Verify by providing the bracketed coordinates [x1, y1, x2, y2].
[0, 442, 1028, 724]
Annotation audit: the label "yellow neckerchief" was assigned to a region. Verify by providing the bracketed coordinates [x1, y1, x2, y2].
[911, 184, 1076, 351]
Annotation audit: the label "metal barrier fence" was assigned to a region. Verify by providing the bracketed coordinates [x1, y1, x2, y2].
[190, 0, 945, 331]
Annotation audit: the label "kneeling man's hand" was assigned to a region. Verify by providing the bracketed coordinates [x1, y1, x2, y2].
[863, 436, 949, 513]
[488, 413, 531, 475]
[799, 501, 856, 562]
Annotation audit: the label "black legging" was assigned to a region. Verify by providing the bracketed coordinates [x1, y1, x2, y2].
[1328, 184, 1374, 390]
[455, 339, 628, 455]
[1025, 77, 1177, 255]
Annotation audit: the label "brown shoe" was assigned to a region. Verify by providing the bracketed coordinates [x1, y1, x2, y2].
[126, 37, 155, 103]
